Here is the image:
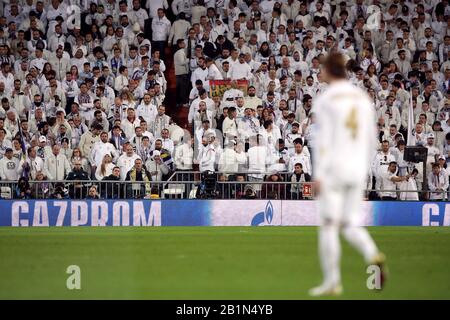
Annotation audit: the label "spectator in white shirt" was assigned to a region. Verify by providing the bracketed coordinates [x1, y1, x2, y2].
[428, 162, 449, 200]
[136, 93, 158, 125]
[218, 139, 247, 176]
[230, 53, 253, 80]
[117, 143, 141, 180]
[44, 144, 72, 181]
[151, 8, 171, 60]
[90, 131, 119, 168]
[198, 134, 216, 172]
[174, 136, 194, 171]
[206, 57, 223, 81]
[114, 66, 129, 92]
[288, 138, 312, 174]
[190, 56, 209, 91]
[153, 129, 174, 155]
[380, 162, 409, 200]
[0, 148, 22, 181]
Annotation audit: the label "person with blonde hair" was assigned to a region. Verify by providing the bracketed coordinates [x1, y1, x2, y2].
[70, 147, 90, 173]
[95, 154, 115, 181]
[120, 90, 136, 110]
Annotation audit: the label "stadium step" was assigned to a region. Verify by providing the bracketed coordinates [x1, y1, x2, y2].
[164, 46, 189, 129]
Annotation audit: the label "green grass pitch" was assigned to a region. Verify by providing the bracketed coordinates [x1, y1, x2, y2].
[0, 227, 449, 299]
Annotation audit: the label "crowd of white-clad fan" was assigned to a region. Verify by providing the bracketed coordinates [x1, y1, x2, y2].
[0, 0, 449, 200]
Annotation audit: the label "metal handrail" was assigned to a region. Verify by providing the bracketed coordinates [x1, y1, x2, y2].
[1, 179, 447, 200]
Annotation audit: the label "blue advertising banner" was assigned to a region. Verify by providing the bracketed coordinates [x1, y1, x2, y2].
[0, 200, 448, 227]
[0, 200, 212, 227]
[372, 201, 450, 226]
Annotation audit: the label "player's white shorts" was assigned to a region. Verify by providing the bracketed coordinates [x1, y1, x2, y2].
[318, 182, 365, 227]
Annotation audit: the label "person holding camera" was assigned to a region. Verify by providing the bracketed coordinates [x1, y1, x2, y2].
[399, 168, 420, 201]
[379, 162, 410, 200]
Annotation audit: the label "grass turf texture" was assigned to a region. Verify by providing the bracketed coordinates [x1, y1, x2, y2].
[0, 227, 449, 299]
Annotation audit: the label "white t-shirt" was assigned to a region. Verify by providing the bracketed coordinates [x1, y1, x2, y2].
[117, 153, 141, 180]
[380, 169, 398, 198]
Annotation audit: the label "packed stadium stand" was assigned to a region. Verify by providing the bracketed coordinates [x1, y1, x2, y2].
[0, 0, 449, 201]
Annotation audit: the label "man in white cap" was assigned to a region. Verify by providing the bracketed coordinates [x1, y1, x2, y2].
[438, 155, 449, 174]
[425, 132, 440, 169]
[145, 149, 169, 181]
[34, 135, 52, 161]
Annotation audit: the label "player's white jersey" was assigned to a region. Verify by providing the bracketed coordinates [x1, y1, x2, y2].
[314, 80, 377, 185]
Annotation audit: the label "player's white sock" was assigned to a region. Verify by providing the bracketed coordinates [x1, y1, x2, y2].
[319, 224, 341, 287]
[342, 226, 378, 264]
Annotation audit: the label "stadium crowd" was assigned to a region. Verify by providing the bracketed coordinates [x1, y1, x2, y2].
[0, 0, 449, 201]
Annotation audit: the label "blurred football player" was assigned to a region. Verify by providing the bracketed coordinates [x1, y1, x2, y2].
[309, 53, 387, 296]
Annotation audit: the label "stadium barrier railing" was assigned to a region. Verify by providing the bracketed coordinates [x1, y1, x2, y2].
[0, 177, 448, 201]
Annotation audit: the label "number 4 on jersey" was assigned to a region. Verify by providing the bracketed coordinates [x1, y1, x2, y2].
[345, 107, 358, 139]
